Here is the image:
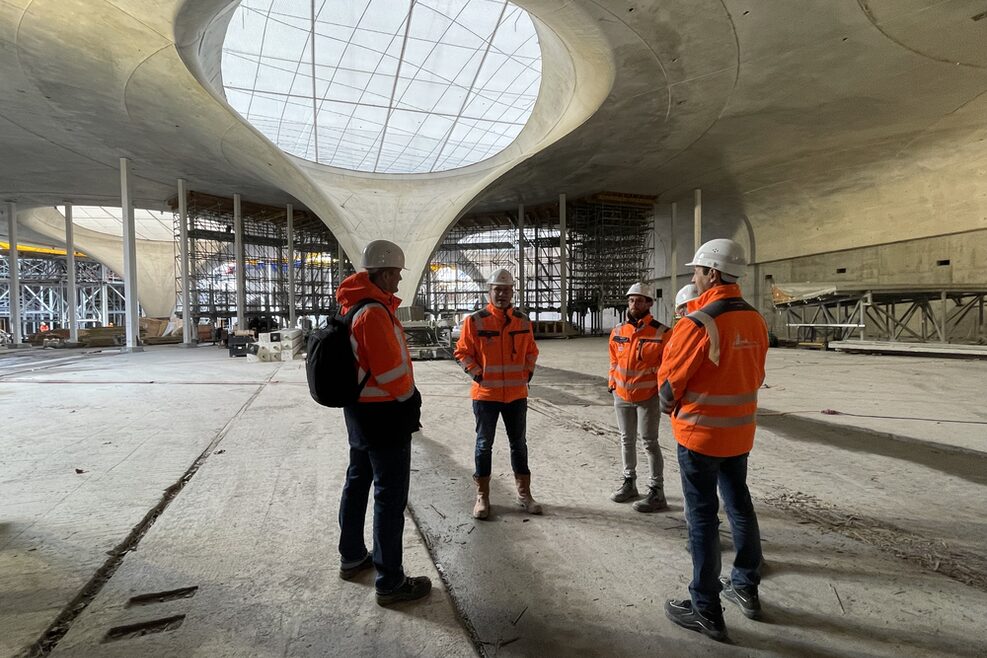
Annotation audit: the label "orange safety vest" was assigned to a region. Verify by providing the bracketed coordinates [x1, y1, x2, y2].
[608, 313, 669, 402]
[337, 272, 416, 404]
[657, 284, 768, 457]
[454, 303, 538, 403]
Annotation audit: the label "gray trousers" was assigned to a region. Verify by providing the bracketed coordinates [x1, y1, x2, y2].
[613, 393, 664, 489]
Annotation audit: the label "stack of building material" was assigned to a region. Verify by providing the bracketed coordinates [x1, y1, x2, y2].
[245, 328, 303, 363]
[277, 328, 304, 360]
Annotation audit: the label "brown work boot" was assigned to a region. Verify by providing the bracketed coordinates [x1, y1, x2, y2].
[514, 474, 543, 515]
[473, 475, 491, 519]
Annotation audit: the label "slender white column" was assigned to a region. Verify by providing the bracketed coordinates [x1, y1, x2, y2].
[6, 202, 23, 346]
[652, 203, 661, 283]
[286, 204, 297, 327]
[64, 204, 79, 343]
[119, 158, 142, 352]
[558, 194, 567, 325]
[693, 188, 702, 253]
[517, 203, 525, 310]
[670, 202, 678, 305]
[234, 193, 246, 330]
[178, 179, 196, 346]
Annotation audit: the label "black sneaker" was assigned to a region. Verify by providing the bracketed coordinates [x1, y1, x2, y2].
[664, 598, 728, 642]
[376, 576, 432, 606]
[338, 554, 373, 581]
[720, 577, 762, 620]
[611, 477, 638, 503]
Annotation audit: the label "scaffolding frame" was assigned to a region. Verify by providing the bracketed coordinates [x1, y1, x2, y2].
[773, 284, 987, 344]
[174, 192, 351, 328]
[1, 252, 125, 338]
[419, 192, 655, 334]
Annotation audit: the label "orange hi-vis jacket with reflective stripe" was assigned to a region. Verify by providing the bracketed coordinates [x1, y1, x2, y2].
[337, 272, 416, 404]
[608, 313, 669, 402]
[454, 303, 538, 403]
[657, 284, 768, 457]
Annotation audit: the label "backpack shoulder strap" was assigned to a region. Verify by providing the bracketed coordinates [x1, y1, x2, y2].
[344, 298, 386, 325]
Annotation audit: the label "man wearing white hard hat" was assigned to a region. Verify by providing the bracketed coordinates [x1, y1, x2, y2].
[658, 238, 768, 641]
[454, 267, 541, 519]
[607, 282, 671, 512]
[335, 239, 431, 606]
[674, 283, 700, 319]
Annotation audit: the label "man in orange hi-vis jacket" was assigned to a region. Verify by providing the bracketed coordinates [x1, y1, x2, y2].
[454, 267, 540, 520]
[336, 240, 431, 607]
[608, 282, 671, 512]
[658, 238, 768, 643]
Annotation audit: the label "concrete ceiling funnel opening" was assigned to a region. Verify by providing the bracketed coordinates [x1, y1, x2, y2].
[181, 0, 615, 303]
[222, 0, 544, 175]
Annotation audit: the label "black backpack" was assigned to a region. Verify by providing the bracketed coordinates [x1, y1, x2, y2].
[306, 299, 378, 407]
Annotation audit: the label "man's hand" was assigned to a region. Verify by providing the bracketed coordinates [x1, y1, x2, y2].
[659, 395, 675, 415]
[473, 373, 483, 383]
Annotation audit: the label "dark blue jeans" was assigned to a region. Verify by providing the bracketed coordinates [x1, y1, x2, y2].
[473, 398, 529, 477]
[678, 444, 762, 616]
[338, 407, 412, 593]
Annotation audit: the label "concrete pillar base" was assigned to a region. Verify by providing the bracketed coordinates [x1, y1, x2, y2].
[180, 342, 199, 348]
[120, 346, 145, 353]
[3, 344, 32, 350]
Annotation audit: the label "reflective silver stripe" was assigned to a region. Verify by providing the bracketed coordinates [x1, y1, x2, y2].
[689, 310, 720, 366]
[376, 362, 409, 384]
[484, 364, 525, 373]
[676, 412, 757, 428]
[478, 378, 528, 388]
[683, 390, 759, 405]
[614, 379, 658, 391]
[615, 366, 657, 376]
[351, 302, 415, 392]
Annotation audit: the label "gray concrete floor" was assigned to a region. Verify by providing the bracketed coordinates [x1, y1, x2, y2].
[1, 340, 985, 656]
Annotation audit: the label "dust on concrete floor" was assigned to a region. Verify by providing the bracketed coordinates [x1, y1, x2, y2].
[2, 341, 986, 656]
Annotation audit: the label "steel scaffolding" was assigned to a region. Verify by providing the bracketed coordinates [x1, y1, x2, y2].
[419, 192, 655, 334]
[174, 192, 351, 328]
[1, 251, 125, 339]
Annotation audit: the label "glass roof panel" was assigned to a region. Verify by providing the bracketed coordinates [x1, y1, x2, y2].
[58, 206, 176, 242]
[223, 0, 540, 173]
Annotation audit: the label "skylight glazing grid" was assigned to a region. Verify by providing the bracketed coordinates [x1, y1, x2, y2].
[222, 0, 541, 173]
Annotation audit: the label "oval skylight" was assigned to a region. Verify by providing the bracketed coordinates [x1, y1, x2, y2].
[221, 0, 542, 174]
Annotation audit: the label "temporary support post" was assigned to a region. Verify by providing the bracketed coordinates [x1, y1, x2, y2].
[5, 202, 24, 346]
[693, 188, 702, 254]
[119, 158, 142, 352]
[233, 193, 246, 330]
[64, 204, 79, 343]
[670, 202, 678, 306]
[101, 265, 110, 327]
[517, 203, 525, 309]
[178, 179, 196, 346]
[287, 203, 297, 327]
[559, 193, 568, 324]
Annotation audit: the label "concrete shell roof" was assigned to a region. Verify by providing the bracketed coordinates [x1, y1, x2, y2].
[1, 0, 986, 300]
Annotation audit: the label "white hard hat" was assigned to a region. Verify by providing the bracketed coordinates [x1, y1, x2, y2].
[361, 240, 405, 270]
[675, 284, 700, 308]
[487, 268, 515, 287]
[625, 282, 654, 301]
[686, 238, 746, 278]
